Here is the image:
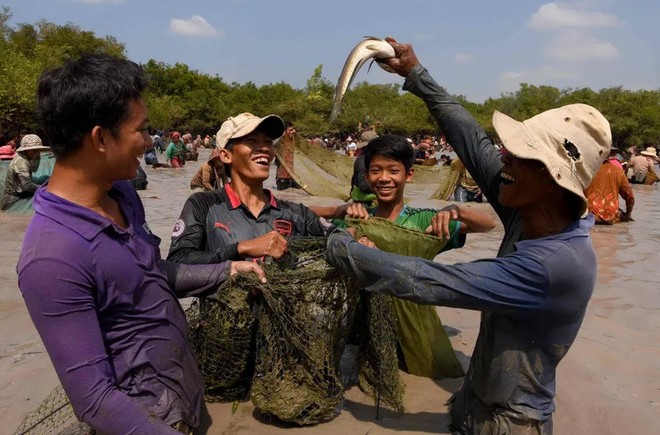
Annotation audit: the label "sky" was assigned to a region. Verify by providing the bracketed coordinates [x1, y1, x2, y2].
[3, 0, 659, 102]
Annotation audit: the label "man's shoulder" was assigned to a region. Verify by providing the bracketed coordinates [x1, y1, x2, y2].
[182, 189, 228, 215]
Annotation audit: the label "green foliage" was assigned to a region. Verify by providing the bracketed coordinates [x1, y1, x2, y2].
[0, 6, 658, 147]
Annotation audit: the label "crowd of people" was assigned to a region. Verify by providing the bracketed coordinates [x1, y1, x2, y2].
[3, 37, 659, 435]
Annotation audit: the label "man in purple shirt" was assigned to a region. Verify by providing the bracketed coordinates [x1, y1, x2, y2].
[17, 54, 266, 434]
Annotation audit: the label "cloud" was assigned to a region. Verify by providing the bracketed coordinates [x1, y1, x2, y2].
[169, 16, 220, 38]
[547, 31, 620, 61]
[74, 0, 126, 4]
[453, 53, 473, 65]
[528, 3, 620, 29]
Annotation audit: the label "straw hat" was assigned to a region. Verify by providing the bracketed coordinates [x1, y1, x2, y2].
[17, 134, 49, 153]
[492, 103, 612, 217]
[640, 146, 658, 157]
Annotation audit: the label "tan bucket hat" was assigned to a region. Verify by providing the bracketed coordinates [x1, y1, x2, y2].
[640, 146, 657, 157]
[492, 103, 612, 217]
[17, 134, 50, 153]
[216, 113, 285, 150]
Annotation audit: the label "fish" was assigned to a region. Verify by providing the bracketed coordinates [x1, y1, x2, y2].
[330, 36, 396, 122]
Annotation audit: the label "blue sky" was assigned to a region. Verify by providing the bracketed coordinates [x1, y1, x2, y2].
[3, 0, 659, 102]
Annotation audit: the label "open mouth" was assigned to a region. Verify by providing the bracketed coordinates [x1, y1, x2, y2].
[500, 172, 516, 185]
[376, 186, 395, 194]
[252, 156, 271, 166]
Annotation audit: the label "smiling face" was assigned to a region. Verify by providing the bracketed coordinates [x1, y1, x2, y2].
[102, 98, 151, 181]
[220, 129, 275, 184]
[367, 155, 415, 208]
[498, 148, 556, 209]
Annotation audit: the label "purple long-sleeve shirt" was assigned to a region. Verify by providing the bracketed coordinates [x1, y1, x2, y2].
[17, 181, 232, 434]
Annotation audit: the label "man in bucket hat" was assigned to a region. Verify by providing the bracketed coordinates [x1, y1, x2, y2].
[326, 38, 611, 434]
[1, 134, 50, 211]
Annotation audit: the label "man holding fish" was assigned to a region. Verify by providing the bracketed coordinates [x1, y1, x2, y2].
[327, 37, 612, 434]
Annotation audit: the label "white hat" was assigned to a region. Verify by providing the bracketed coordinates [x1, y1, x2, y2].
[18, 134, 49, 153]
[492, 103, 612, 217]
[640, 146, 657, 157]
[216, 113, 285, 150]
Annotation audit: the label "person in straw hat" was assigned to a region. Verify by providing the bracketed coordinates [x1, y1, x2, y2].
[326, 37, 613, 434]
[0, 134, 50, 210]
[629, 146, 658, 184]
[17, 54, 266, 434]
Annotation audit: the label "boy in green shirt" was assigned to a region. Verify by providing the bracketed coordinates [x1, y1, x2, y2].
[334, 134, 495, 378]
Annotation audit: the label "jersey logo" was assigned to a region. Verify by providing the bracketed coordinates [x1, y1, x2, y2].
[171, 219, 185, 238]
[214, 221, 231, 233]
[273, 219, 292, 237]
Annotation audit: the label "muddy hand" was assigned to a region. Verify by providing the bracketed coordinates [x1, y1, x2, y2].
[426, 205, 460, 240]
[230, 261, 267, 284]
[382, 37, 420, 78]
[345, 202, 370, 220]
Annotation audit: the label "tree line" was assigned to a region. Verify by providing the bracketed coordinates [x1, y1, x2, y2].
[1, 7, 658, 148]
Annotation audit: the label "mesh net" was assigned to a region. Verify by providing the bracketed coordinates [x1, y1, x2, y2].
[348, 217, 465, 379]
[13, 385, 91, 435]
[187, 236, 404, 424]
[274, 135, 461, 201]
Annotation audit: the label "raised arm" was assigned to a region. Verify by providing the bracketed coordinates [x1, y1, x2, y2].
[382, 38, 509, 221]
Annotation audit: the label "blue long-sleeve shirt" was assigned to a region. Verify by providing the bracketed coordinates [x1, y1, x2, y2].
[326, 64, 599, 427]
[17, 181, 233, 434]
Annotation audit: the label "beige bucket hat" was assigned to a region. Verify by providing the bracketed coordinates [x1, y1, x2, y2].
[216, 113, 285, 150]
[492, 103, 612, 217]
[640, 146, 657, 157]
[18, 134, 50, 153]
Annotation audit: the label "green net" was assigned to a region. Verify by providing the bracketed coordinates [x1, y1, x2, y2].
[0, 152, 55, 214]
[347, 217, 465, 379]
[187, 236, 405, 424]
[186, 289, 256, 402]
[274, 135, 461, 201]
[250, 238, 357, 424]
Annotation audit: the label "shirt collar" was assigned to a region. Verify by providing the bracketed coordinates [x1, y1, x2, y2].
[33, 182, 135, 241]
[223, 183, 279, 210]
[514, 214, 594, 248]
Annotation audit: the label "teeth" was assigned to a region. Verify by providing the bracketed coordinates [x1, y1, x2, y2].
[253, 158, 269, 164]
[501, 173, 516, 182]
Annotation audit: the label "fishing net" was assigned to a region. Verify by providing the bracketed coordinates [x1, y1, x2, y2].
[0, 152, 56, 214]
[187, 235, 405, 424]
[274, 135, 462, 201]
[186, 289, 256, 402]
[348, 217, 465, 379]
[12, 385, 90, 435]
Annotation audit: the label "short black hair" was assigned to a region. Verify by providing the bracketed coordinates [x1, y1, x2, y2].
[363, 134, 415, 171]
[36, 54, 147, 159]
